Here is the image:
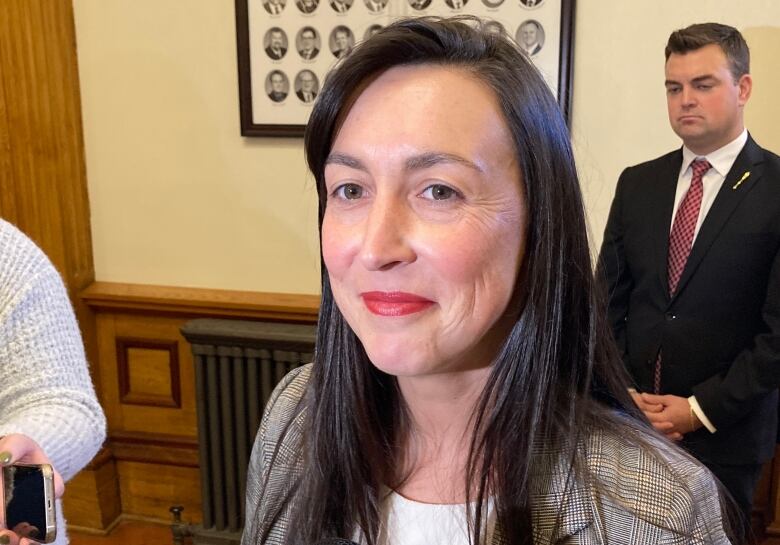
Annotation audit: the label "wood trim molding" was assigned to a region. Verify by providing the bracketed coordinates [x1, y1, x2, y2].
[82, 281, 320, 323]
[84, 447, 115, 471]
[109, 430, 199, 468]
[116, 337, 181, 408]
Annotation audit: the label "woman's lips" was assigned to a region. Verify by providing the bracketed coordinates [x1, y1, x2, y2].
[360, 291, 435, 316]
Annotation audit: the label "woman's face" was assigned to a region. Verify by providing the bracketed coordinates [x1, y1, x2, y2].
[322, 64, 527, 379]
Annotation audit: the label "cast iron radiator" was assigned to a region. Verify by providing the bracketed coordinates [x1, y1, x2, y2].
[178, 318, 316, 545]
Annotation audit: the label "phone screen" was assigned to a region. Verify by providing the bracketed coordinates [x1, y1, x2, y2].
[3, 465, 48, 540]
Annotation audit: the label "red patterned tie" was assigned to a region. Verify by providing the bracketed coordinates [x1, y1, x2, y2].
[667, 158, 711, 295]
[654, 158, 711, 393]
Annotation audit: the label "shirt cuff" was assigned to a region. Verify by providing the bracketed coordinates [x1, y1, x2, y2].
[688, 395, 717, 433]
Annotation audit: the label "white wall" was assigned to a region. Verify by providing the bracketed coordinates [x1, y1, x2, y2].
[73, 1, 780, 295]
[74, 1, 321, 294]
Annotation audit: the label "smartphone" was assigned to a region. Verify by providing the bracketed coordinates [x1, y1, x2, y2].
[0, 464, 57, 543]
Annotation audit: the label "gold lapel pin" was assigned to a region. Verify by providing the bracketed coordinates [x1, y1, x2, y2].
[732, 171, 750, 190]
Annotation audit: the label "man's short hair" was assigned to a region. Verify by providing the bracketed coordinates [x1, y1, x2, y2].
[665, 23, 750, 81]
[521, 20, 540, 31]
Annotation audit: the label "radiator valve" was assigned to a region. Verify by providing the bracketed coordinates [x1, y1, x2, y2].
[170, 505, 193, 545]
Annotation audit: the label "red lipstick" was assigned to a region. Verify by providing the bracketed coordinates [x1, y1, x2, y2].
[360, 291, 434, 316]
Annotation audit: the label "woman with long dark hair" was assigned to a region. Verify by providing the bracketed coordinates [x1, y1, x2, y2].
[242, 17, 731, 545]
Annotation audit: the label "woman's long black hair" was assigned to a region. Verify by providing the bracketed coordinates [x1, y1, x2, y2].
[279, 16, 653, 545]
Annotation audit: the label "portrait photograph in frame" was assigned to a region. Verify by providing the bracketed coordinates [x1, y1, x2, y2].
[236, 0, 575, 137]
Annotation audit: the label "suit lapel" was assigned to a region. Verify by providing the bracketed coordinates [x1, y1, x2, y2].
[671, 136, 765, 301]
[651, 150, 684, 297]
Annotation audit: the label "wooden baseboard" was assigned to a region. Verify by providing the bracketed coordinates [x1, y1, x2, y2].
[67, 516, 123, 537]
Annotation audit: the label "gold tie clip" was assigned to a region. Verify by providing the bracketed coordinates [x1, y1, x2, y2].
[732, 171, 750, 190]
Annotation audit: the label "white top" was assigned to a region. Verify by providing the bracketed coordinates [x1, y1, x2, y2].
[361, 492, 496, 545]
[0, 219, 106, 545]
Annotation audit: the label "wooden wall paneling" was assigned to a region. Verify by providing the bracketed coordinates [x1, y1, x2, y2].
[117, 461, 202, 524]
[92, 308, 202, 526]
[96, 313, 122, 432]
[0, 37, 15, 222]
[109, 431, 199, 468]
[116, 338, 182, 408]
[81, 282, 321, 531]
[111, 314, 198, 437]
[95, 312, 197, 438]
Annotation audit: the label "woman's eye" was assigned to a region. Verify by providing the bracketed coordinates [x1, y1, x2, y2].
[334, 183, 363, 200]
[421, 184, 458, 201]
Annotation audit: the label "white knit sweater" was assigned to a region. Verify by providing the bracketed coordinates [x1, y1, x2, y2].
[0, 219, 106, 544]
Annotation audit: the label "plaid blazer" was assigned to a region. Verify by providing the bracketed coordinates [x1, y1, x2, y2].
[242, 365, 731, 545]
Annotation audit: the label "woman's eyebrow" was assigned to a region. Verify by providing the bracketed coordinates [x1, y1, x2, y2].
[405, 152, 483, 173]
[325, 152, 368, 171]
[325, 151, 484, 173]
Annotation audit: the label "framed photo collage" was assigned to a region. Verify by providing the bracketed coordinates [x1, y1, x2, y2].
[236, 0, 575, 136]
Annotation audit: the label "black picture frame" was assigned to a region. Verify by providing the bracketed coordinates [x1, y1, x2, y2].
[236, 0, 576, 137]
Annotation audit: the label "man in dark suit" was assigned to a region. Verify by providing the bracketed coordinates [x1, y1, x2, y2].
[331, 27, 353, 59]
[517, 20, 542, 56]
[267, 70, 288, 103]
[363, 0, 387, 13]
[265, 28, 287, 60]
[295, 70, 318, 103]
[330, 0, 351, 13]
[263, 0, 286, 15]
[298, 27, 319, 61]
[599, 23, 780, 526]
[296, 0, 318, 13]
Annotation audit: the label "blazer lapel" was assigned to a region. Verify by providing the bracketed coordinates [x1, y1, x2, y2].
[651, 150, 684, 297]
[670, 136, 765, 301]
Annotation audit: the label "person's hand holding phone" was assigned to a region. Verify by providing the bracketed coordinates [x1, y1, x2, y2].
[0, 434, 64, 545]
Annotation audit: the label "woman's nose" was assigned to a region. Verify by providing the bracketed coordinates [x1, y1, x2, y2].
[358, 197, 416, 271]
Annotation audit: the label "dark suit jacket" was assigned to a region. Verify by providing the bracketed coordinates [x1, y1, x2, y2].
[296, 89, 316, 103]
[265, 46, 286, 60]
[265, 47, 287, 61]
[599, 135, 780, 465]
[299, 47, 319, 60]
[296, 0, 318, 12]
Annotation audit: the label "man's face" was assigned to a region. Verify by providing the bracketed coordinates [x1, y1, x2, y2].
[521, 23, 537, 46]
[270, 31, 283, 49]
[664, 43, 752, 155]
[301, 72, 315, 92]
[335, 31, 349, 50]
[301, 31, 315, 51]
[271, 74, 285, 93]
